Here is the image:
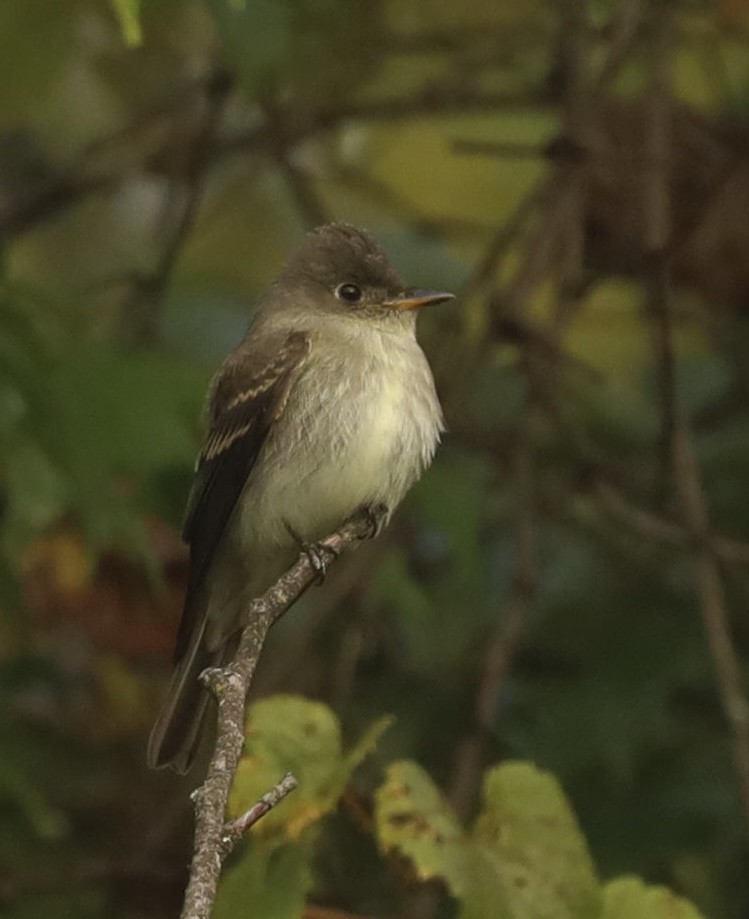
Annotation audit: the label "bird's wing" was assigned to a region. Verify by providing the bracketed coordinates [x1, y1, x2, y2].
[174, 329, 311, 661]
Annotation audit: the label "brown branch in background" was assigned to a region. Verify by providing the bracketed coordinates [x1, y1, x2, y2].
[640, 9, 749, 827]
[332, 160, 484, 240]
[260, 95, 331, 230]
[450, 410, 749, 571]
[0, 83, 519, 244]
[0, 172, 115, 240]
[220, 89, 544, 158]
[670, 425, 749, 824]
[119, 70, 234, 347]
[549, 0, 589, 338]
[458, 174, 558, 305]
[0, 73, 226, 243]
[643, 11, 678, 507]
[444, 179, 571, 822]
[449, 408, 537, 820]
[448, 4, 590, 823]
[592, 0, 647, 96]
[180, 512, 375, 919]
[593, 480, 749, 567]
[314, 90, 541, 128]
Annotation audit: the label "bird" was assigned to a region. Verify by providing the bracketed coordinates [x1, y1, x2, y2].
[147, 223, 454, 772]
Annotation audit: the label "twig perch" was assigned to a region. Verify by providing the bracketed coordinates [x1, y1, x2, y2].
[180, 512, 375, 919]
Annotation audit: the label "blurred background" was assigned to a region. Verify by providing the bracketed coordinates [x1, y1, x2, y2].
[2, 0, 749, 917]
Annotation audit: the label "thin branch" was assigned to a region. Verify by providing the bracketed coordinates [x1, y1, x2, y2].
[448, 412, 749, 570]
[331, 160, 485, 239]
[222, 772, 299, 844]
[0, 75, 218, 241]
[118, 71, 234, 347]
[643, 10, 677, 507]
[672, 420, 749, 825]
[459, 173, 558, 304]
[449, 4, 585, 822]
[593, 480, 749, 566]
[218, 89, 546, 158]
[592, 0, 647, 96]
[180, 511, 375, 919]
[0, 173, 115, 239]
[259, 95, 331, 229]
[449, 407, 536, 820]
[640, 8, 749, 828]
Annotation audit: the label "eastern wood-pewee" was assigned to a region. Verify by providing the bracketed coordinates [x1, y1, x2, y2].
[148, 223, 453, 772]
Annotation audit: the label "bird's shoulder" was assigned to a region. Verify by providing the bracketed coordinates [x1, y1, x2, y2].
[208, 328, 312, 423]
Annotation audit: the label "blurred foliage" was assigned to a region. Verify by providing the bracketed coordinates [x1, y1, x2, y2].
[376, 759, 705, 919]
[2, 0, 749, 917]
[223, 699, 706, 919]
[217, 696, 390, 919]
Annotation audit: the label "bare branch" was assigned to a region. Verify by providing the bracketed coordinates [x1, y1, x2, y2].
[222, 772, 299, 845]
[218, 89, 545, 158]
[643, 10, 677, 507]
[118, 71, 234, 347]
[449, 407, 536, 820]
[672, 421, 749, 825]
[640, 7, 749, 828]
[259, 94, 331, 229]
[180, 511, 375, 919]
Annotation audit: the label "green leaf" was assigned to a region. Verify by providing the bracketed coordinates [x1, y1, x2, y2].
[215, 841, 313, 919]
[109, 0, 142, 45]
[47, 347, 200, 476]
[0, 726, 63, 838]
[230, 695, 386, 839]
[343, 714, 393, 774]
[602, 877, 707, 919]
[221, 697, 389, 919]
[468, 762, 601, 919]
[1, 438, 71, 553]
[375, 760, 470, 895]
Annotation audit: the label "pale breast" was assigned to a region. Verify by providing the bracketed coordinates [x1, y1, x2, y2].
[237, 323, 443, 548]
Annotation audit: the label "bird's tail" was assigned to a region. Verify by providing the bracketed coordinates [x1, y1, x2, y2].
[147, 621, 231, 774]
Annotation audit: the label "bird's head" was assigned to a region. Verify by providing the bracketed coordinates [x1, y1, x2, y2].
[268, 223, 454, 331]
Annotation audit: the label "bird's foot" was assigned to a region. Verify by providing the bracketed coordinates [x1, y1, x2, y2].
[304, 540, 335, 584]
[361, 502, 389, 538]
[285, 521, 335, 585]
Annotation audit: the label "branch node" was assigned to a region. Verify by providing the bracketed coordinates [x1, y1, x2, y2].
[222, 772, 299, 847]
[200, 666, 240, 699]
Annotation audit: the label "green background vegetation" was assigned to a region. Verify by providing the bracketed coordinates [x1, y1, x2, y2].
[1, 0, 749, 916]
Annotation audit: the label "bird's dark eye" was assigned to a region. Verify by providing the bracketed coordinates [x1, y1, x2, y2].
[335, 283, 363, 304]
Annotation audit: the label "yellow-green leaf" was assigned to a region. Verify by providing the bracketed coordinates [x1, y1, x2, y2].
[602, 877, 707, 919]
[469, 762, 601, 919]
[215, 841, 313, 919]
[229, 695, 385, 840]
[375, 760, 470, 895]
[109, 0, 142, 46]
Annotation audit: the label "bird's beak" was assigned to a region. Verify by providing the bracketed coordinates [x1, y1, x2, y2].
[382, 289, 455, 311]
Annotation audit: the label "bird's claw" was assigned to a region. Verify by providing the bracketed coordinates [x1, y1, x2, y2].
[285, 520, 335, 585]
[304, 541, 330, 584]
[363, 503, 389, 538]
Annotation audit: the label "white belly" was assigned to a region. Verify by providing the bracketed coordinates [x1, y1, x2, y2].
[236, 323, 443, 550]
